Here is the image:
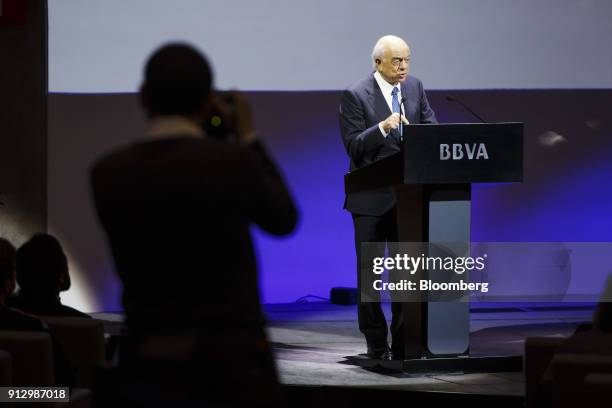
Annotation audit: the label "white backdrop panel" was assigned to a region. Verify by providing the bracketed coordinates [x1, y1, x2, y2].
[49, 0, 612, 91]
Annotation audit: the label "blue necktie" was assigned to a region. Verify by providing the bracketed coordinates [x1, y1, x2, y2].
[391, 87, 401, 113]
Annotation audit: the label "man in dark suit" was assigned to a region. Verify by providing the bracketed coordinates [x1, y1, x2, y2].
[339, 35, 437, 359]
[90, 44, 297, 406]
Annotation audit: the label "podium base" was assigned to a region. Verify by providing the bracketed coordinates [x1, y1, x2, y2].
[341, 355, 523, 374]
[376, 355, 523, 374]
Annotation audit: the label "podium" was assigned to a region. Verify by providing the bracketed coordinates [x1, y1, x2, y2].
[344, 122, 524, 372]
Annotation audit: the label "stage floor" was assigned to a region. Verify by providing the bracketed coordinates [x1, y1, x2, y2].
[265, 302, 591, 397]
[92, 302, 593, 403]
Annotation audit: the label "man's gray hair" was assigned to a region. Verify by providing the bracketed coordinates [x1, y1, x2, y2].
[371, 40, 385, 70]
[371, 35, 406, 70]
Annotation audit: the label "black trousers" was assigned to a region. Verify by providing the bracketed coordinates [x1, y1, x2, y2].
[352, 208, 404, 354]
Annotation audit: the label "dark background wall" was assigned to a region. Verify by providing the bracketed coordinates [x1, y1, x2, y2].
[48, 89, 612, 311]
[0, 0, 47, 246]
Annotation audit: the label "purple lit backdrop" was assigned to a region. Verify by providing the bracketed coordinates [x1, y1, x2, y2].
[47, 89, 612, 310]
[250, 90, 612, 304]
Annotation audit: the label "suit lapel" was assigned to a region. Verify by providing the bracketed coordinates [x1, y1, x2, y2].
[366, 75, 392, 124]
[368, 75, 404, 142]
[401, 79, 414, 124]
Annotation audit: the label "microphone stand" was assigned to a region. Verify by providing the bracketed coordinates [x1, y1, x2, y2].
[446, 95, 487, 123]
[399, 96, 406, 142]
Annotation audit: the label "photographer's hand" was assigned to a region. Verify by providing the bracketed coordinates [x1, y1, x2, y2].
[231, 92, 257, 144]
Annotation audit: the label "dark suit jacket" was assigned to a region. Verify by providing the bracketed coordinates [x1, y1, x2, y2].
[91, 137, 297, 337]
[339, 74, 437, 216]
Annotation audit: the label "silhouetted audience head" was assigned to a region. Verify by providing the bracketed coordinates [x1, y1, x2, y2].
[15, 233, 70, 298]
[0, 238, 16, 302]
[140, 43, 213, 117]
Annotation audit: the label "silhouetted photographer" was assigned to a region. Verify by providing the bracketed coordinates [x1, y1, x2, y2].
[90, 43, 297, 407]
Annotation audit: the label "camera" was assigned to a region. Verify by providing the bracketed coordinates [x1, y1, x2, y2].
[203, 92, 237, 140]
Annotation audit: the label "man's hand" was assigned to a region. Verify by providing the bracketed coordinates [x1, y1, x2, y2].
[380, 113, 409, 133]
[231, 92, 257, 144]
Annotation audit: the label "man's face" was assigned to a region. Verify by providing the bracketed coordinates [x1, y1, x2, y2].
[376, 42, 411, 85]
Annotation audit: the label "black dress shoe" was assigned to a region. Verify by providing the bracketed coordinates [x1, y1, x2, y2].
[381, 350, 394, 360]
[367, 350, 398, 361]
[388, 350, 404, 361]
[364, 345, 389, 359]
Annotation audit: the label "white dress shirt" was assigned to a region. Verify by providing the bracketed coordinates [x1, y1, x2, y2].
[373, 71, 402, 137]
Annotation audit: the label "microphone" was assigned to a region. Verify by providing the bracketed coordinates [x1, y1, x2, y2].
[399, 96, 406, 141]
[446, 95, 487, 123]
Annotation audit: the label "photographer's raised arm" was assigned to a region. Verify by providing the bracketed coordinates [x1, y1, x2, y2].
[240, 142, 298, 236]
[231, 92, 298, 235]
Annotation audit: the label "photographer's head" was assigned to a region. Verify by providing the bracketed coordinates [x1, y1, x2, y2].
[140, 43, 213, 119]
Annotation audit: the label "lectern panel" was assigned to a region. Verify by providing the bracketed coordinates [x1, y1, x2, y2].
[403, 122, 523, 184]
